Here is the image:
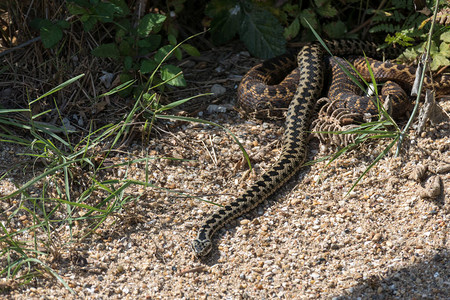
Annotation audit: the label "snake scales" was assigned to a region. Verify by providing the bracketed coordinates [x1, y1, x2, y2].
[192, 40, 449, 257]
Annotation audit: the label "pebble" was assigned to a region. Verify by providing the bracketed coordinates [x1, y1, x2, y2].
[211, 83, 227, 96]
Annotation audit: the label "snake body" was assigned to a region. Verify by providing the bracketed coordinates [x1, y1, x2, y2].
[192, 40, 449, 257]
[192, 40, 393, 257]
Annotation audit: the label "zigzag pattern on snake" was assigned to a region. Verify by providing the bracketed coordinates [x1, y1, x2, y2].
[191, 40, 448, 257]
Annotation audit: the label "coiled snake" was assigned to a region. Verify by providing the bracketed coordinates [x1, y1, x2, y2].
[191, 40, 448, 257]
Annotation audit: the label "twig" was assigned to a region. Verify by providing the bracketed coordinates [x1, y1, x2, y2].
[0, 37, 41, 58]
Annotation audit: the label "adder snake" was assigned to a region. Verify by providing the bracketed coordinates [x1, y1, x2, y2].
[191, 40, 448, 257]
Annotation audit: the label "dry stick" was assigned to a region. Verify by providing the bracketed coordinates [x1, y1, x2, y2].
[395, 0, 439, 156]
[0, 37, 41, 58]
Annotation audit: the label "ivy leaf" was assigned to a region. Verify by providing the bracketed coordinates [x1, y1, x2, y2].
[160, 65, 186, 86]
[239, 8, 285, 59]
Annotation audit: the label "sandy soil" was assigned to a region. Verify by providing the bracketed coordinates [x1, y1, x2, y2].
[0, 44, 449, 299]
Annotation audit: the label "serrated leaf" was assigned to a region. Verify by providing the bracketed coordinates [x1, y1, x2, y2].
[284, 17, 300, 40]
[205, 0, 237, 17]
[140, 59, 158, 74]
[40, 20, 63, 48]
[439, 42, 450, 57]
[316, 2, 338, 18]
[239, 8, 285, 59]
[160, 65, 186, 86]
[440, 31, 450, 43]
[322, 21, 346, 39]
[299, 9, 318, 30]
[430, 53, 450, 70]
[181, 44, 201, 56]
[92, 43, 120, 58]
[138, 13, 167, 37]
[210, 6, 242, 44]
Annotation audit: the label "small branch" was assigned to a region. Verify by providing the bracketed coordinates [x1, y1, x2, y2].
[0, 37, 41, 58]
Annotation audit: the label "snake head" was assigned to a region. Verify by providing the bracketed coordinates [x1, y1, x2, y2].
[191, 239, 212, 257]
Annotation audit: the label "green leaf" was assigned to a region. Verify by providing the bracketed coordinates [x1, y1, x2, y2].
[137, 13, 167, 37]
[94, 1, 117, 22]
[123, 56, 133, 70]
[56, 20, 70, 29]
[430, 53, 450, 70]
[441, 31, 450, 43]
[300, 9, 318, 30]
[239, 8, 286, 59]
[160, 65, 186, 86]
[174, 48, 182, 60]
[138, 35, 162, 52]
[322, 21, 346, 39]
[439, 42, 450, 57]
[154, 45, 174, 63]
[109, 0, 130, 16]
[205, 0, 237, 17]
[284, 17, 300, 40]
[40, 20, 63, 48]
[210, 6, 242, 44]
[140, 59, 158, 74]
[168, 34, 177, 45]
[81, 16, 97, 32]
[67, 3, 87, 15]
[181, 44, 201, 56]
[315, 1, 338, 18]
[92, 43, 120, 58]
[118, 40, 132, 56]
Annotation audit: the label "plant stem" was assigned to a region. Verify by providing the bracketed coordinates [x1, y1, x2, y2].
[396, 0, 439, 156]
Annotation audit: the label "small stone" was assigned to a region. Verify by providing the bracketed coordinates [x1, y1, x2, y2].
[240, 219, 250, 225]
[211, 84, 226, 96]
[372, 233, 382, 242]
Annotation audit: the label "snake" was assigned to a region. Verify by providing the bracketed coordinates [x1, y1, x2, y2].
[191, 40, 449, 257]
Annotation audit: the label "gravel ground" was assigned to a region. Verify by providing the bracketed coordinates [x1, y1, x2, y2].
[0, 46, 449, 299]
